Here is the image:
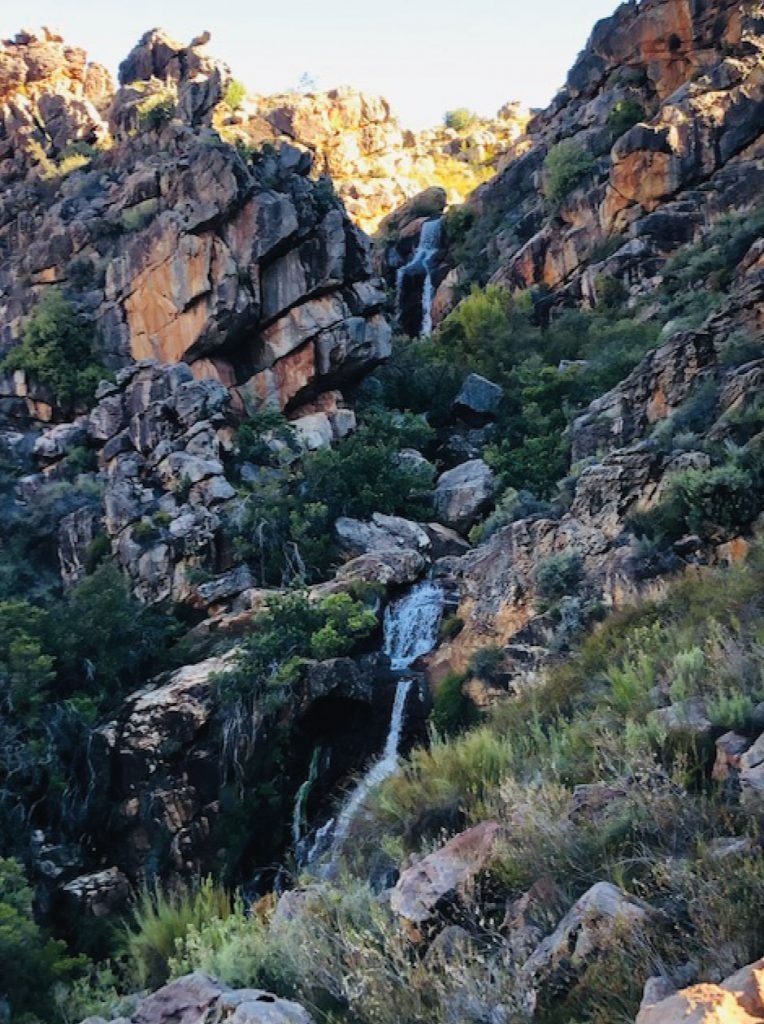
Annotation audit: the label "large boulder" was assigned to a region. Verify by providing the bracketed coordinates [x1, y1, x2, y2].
[521, 882, 652, 1009]
[433, 459, 495, 532]
[452, 373, 504, 424]
[389, 820, 501, 937]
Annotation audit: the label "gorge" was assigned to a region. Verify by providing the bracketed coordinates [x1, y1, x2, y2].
[0, 3, 763, 1023]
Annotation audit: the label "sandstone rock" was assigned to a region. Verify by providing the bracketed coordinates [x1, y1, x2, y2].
[636, 957, 764, 1024]
[79, 972, 315, 1024]
[389, 820, 501, 934]
[335, 549, 427, 588]
[433, 459, 495, 532]
[335, 514, 431, 557]
[712, 731, 750, 783]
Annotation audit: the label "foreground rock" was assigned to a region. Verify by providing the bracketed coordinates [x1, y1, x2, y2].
[522, 882, 652, 1010]
[80, 971, 315, 1024]
[389, 820, 500, 937]
[636, 957, 764, 1024]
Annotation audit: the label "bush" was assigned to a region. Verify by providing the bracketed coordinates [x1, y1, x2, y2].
[534, 551, 583, 600]
[544, 139, 596, 208]
[223, 79, 247, 111]
[607, 98, 646, 138]
[1, 289, 107, 412]
[122, 878, 233, 989]
[136, 89, 176, 130]
[0, 857, 86, 1021]
[444, 108, 478, 132]
[431, 671, 479, 736]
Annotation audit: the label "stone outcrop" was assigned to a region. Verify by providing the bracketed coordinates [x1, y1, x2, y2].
[433, 459, 495, 533]
[243, 91, 527, 234]
[79, 972, 315, 1024]
[521, 882, 651, 1011]
[0, 29, 390, 425]
[636, 957, 764, 1024]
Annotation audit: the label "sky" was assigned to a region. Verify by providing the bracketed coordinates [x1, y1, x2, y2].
[1, 1, 620, 129]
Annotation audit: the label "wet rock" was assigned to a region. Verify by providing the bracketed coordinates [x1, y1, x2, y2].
[433, 459, 495, 532]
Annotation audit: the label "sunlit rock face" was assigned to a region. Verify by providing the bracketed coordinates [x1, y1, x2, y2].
[442, 0, 764, 301]
[0, 28, 390, 423]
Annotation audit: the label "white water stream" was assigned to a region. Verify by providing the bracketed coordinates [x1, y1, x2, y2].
[395, 217, 443, 336]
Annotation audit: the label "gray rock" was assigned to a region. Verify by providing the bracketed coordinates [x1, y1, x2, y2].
[453, 373, 504, 422]
[62, 867, 130, 918]
[433, 459, 495, 532]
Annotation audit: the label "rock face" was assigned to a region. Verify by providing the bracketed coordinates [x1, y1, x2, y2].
[445, 0, 764, 303]
[247, 90, 528, 234]
[79, 972, 315, 1024]
[0, 29, 390, 423]
[636, 957, 764, 1024]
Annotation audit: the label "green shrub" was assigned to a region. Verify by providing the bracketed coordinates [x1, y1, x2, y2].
[223, 79, 247, 111]
[1, 289, 107, 412]
[444, 108, 478, 132]
[122, 878, 233, 989]
[607, 98, 646, 138]
[535, 551, 583, 600]
[136, 89, 176, 130]
[544, 139, 596, 208]
[0, 857, 86, 1021]
[432, 671, 479, 737]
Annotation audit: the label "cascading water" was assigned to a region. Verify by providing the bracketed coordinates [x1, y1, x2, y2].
[396, 217, 443, 336]
[300, 581, 445, 866]
[383, 580, 445, 671]
[292, 745, 321, 850]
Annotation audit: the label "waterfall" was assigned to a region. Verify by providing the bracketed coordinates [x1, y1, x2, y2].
[330, 678, 413, 848]
[383, 580, 445, 671]
[292, 746, 321, 850]
[396, 217, 443, 336]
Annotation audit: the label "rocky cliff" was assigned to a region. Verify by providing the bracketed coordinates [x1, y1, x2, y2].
[0, 28, 390, 424]
[434, 0, 764, 318]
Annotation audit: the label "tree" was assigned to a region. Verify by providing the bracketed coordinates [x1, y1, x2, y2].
[1, 289, 106, 412]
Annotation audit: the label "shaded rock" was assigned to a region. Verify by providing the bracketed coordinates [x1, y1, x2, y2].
[521, 882, 651, 1008]
[452, 373, 504, 424]
[433, 459, 495, 532]
[739, 733, 764, 810]
[389, 820, 500, 935]
[61, 867, 130, 918]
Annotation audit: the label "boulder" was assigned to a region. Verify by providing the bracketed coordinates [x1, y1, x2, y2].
[389, 820, 501, 936]
[636, 957, 764, 1024]
[78, 972, 315, 1024]
[739, 733, 764, 810]
[452, 373, 504, 424]
[61, 867, 130, 918]
[433, 459, 495, 532]
[335, 549, 427, 588]
[335, 514, 431, 557]
[521, 882, 651, 1008]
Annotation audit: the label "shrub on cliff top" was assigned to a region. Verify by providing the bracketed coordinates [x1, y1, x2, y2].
[444, 108, 478, 132]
